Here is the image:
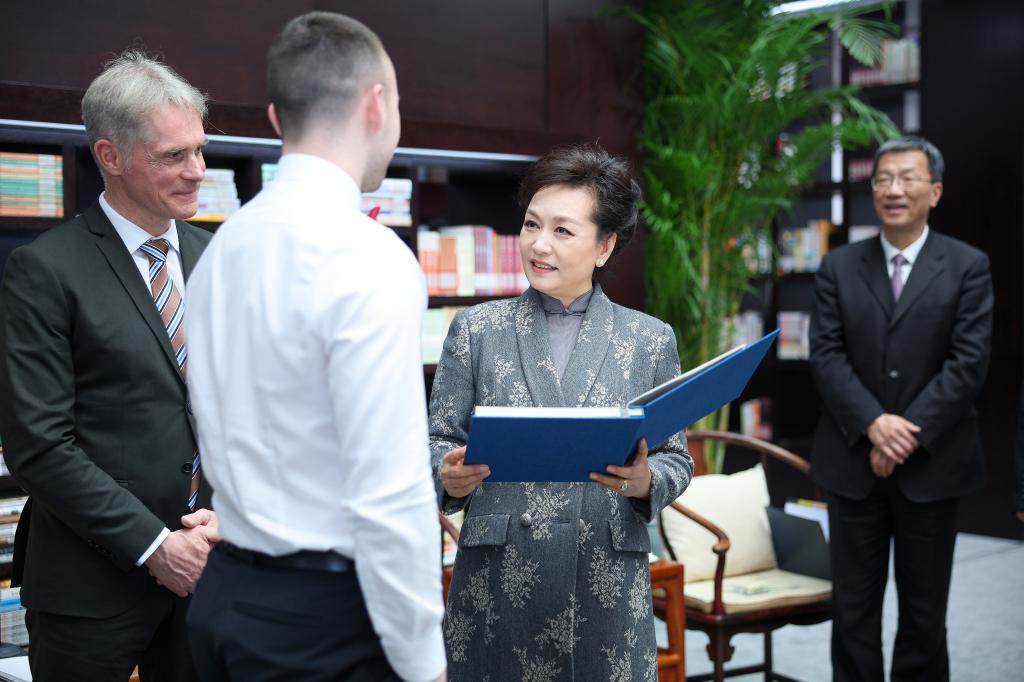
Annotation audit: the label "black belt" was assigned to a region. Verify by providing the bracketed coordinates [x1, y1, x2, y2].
[221, 541, 353, 573]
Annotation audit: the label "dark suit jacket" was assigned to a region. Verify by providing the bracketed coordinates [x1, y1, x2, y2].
[0, 202, 212, 617]
[808, 231, 993, 503]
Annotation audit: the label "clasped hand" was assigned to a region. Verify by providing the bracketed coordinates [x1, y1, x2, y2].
[145, 508, 220, 598]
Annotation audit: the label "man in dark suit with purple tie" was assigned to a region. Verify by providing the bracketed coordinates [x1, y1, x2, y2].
[809, 136, 993, 682]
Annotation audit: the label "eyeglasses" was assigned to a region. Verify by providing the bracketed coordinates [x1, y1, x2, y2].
[870, 175, 936, 192]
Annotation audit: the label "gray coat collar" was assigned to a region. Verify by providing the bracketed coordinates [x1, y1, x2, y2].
[515, 285, 613, 407]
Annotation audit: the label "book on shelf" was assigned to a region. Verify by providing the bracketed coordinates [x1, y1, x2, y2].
[850, 36, 920, 87]
[740, 397, 772, 441]
[776, 311, 810, 360]
[464, 330, 779, 482]
[730, 310, 764, 348]
[418, 227, 527, 298]
[0, 587, 27, 647]
[0, 151, 64, 218]
[422, 306, 467, 366]
[847, 158, 874, 183]
[189, 168, 241, 222]
[361, 177, 412, 227]
[778, 219, 833, 273]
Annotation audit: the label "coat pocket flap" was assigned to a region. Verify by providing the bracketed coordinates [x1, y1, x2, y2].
[609, 519, 651, 554]
[460, 514, 511, 548]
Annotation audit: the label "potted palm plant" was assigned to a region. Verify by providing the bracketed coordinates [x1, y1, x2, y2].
[626, 0, 900, 472]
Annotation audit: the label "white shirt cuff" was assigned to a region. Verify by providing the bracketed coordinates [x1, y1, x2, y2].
[383, 624, 446, 682]
[136, 527, 171, 566]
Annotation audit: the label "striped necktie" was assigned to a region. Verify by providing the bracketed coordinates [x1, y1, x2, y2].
[140, 238, 201, 511]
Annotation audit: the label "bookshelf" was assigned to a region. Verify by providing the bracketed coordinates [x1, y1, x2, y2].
[732, 0, 924, 465]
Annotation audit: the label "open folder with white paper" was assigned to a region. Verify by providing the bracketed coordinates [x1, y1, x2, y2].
[464, 329, 780, 482]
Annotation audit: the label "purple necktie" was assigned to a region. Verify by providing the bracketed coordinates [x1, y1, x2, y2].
[891, 254, 907, 302]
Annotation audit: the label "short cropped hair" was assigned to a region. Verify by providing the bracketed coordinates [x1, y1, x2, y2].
[873, 135, 945, 182]
[82, 50, 207, 164]
[267, 12, 388, 140]
[518, 143, 641, 261]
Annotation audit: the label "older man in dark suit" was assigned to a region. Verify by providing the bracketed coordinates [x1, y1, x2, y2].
[809, 136, 993, 682]
[0, 51, 217, 681]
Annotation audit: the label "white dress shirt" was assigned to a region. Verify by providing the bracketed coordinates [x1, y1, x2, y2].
[185, 154, 444, 682]
[881, 225, 929, 285]
[99, 192, 181, 565]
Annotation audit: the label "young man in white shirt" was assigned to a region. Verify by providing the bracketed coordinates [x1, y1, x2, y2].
[185, 12, 446, 682]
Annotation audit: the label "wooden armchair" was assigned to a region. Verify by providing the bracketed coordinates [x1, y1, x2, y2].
[440, 513, 687, 682]
[658, 430, 832, 682]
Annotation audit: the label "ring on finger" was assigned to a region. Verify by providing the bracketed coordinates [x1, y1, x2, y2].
[618, 479, 628, 493]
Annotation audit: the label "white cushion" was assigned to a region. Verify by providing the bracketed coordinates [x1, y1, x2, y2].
[660, 463, 776, 583]
[684, 568, 831, 613]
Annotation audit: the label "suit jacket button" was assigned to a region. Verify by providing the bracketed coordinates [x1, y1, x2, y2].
[519, 513, 533, 527]
[182, 463, 193, 474]
[889, 369, 899, 379]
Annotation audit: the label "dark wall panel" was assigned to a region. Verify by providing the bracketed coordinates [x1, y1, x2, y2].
[0, 0, 303, 106]
[319, 0, 547, 133]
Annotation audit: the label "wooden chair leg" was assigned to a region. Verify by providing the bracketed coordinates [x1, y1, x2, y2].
[706, 632, 734, 682]
[763, 630, 772, 681]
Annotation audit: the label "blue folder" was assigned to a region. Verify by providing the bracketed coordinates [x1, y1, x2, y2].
[464, 329, 779, 482]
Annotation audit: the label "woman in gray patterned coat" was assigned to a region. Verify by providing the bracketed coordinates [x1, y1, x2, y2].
[429, 144, 693, 682]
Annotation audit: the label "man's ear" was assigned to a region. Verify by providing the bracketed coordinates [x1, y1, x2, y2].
[364, 83, 386, 134]
[267, 103, 283, 138]
[94, 139, 126, 177]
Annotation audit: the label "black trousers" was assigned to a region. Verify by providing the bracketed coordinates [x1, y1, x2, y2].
[827, 477, 959, 682]
[187, 544, 398, 682]
[26, 582, 196, 682]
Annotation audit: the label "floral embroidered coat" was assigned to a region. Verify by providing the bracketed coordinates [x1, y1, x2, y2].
[429, 286, 693, 682]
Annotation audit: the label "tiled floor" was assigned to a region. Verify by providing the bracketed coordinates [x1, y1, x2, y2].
[658, 532, 1024, 681]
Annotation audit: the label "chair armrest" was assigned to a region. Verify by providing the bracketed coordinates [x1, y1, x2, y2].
[439, 512, 461, 543]
[669, 500, 730, 615]
[687, 429, 810, 475]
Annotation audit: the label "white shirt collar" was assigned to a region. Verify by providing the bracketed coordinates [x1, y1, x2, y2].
[99, 192, 180, 255]
[271, 153, 361, 212]
[880, 225, 929, 266]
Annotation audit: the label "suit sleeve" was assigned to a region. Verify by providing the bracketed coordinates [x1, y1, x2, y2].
[902, 251, 993, 450]
[0, 247, 165, 572]
[428, 310, 476, 514]
[809, 252, 886, 445]
[633, 322, 694, 522]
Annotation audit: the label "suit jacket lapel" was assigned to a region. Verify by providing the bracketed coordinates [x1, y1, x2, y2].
[514, 289, 565, 407]
[858, 238, 895, 320]
[890, 232, 944, 328]
[560, 285, 613, 407]
[85, 204, 185, 387]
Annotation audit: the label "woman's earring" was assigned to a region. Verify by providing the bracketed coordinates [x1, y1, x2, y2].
[597, 259, 605, 267]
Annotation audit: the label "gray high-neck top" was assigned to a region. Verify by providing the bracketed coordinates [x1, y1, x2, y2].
[538, 288, 594, 379]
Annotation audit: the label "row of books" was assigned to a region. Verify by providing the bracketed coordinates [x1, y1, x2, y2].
[422, 306, 467, 365]
[260, 164, 415, 229]
[0, 587, 26, 646]
[0, 152, 64, 218]
[777, 311, 810, 360]
[778, 220, 833, 273]
[190, 168, 241, 223]
[361, 177, 413, 227]
[417, 226, 529, 297]
[849, 36, 921, 87]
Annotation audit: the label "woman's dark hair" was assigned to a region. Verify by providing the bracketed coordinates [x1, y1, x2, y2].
[517, 143, 641, 260]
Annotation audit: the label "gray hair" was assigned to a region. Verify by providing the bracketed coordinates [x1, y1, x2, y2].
[267, 12, 388, 140]
[82, 50, 207, 165]
[872, 135, 945, 182]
